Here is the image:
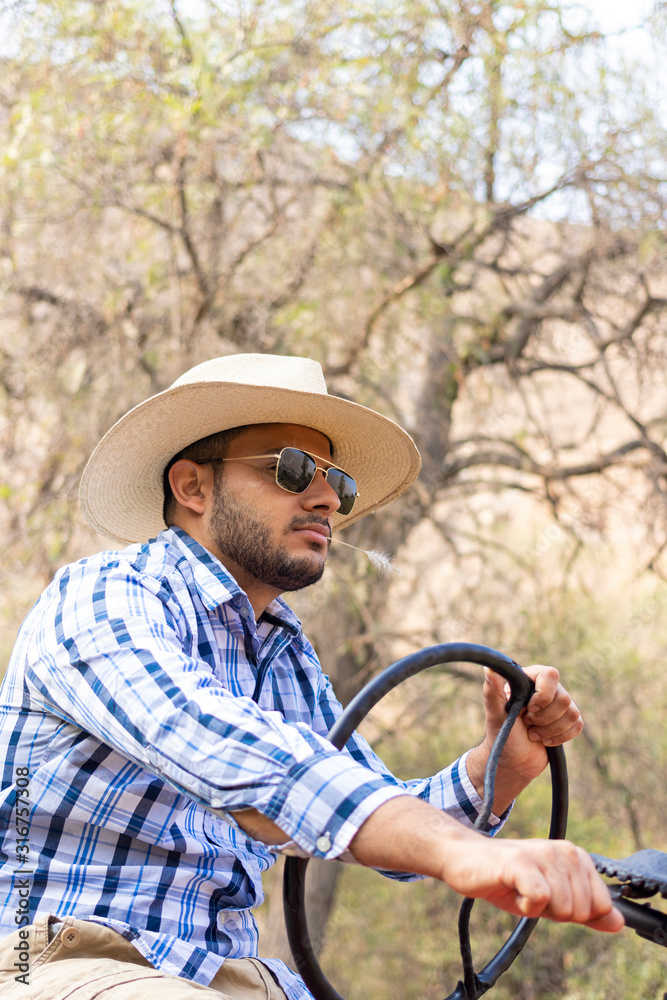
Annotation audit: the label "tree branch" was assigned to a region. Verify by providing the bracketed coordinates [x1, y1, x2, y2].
[442, 439, 652, 481]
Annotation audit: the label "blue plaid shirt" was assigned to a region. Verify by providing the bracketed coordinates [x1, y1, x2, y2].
[0, 527, 503, 998]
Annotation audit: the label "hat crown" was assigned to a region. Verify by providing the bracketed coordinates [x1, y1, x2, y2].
[170, 354, 328, 394]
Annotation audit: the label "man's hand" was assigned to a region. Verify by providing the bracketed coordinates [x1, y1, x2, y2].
[349, 796, 624, 933]
[467, 664, 583, 814]
[443, 833, 623, 932]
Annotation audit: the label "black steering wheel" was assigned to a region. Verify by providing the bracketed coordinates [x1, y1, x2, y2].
[283, 642, 569, 1000]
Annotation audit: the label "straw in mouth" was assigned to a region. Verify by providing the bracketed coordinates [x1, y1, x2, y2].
[330, 537, 400, 576]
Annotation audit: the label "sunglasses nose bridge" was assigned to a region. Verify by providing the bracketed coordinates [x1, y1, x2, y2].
[293, 463, 341, 514]
[277, 449, 356, 515]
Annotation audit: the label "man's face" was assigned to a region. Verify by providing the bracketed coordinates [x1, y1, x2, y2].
[208, 423, 342, 595]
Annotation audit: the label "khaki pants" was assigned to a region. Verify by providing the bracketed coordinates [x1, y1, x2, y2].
[0, 917, 288, 999]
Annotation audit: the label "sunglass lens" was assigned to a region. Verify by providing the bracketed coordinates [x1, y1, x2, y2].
[276, 448, 317, 494]
[325, 469, 357, 516]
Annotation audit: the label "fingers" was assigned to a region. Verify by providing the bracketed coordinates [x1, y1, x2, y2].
[506, 841, 625, 932]
[526, 703, 583, 746]
[584, 909, 626, 932]
[482, 667, 511, 733]
[483, 667, 508, 706]
[522, 664, 583, 746]
[523, 664, 561, 710]
[512, 869, 551, 917]
[446, 835, 625, 936]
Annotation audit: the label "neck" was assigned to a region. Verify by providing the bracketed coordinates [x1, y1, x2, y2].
[213, 554, 281, 619]
[171, 516, 281, 618]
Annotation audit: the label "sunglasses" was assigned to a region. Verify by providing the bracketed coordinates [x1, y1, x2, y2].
[200, 447, 359, 516]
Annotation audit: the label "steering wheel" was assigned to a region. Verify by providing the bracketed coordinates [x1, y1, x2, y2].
[283, 642, 569, 1000]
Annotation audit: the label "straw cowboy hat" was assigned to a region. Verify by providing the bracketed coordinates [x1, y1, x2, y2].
[79, 353, 422, 544]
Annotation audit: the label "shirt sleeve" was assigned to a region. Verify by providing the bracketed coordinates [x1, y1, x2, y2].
[24, 558, 406, 860]
[308, 651, 511, 857]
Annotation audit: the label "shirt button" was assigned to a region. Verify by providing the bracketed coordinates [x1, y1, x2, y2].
[211, 798, 222, 808]
[316, 833, 332, 853]
[61, 926, 81, 949]
[239, 606, 249, 618]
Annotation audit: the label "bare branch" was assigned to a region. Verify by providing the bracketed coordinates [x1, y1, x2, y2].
[111, 200, 180, 236]
[329, 255, 450, 375]
[170, 0, 193, 64]
[442, 439, 653, 481]
[175, 149, 210, 300]
[13, 284, 108, 337]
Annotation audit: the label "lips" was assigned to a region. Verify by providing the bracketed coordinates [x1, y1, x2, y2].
[293, 523, 331, 545]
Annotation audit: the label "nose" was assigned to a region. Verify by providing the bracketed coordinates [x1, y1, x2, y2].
[301, 469, 341, 516]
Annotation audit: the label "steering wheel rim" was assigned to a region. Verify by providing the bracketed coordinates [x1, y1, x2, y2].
[283, 642, 569, 1000]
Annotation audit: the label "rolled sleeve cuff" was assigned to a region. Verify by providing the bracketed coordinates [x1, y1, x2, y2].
[459, 750, 513, 833]
[253, 749, 408, 859]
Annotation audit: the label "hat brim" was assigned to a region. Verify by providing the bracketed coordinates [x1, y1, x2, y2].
[79, 381, 421, 544]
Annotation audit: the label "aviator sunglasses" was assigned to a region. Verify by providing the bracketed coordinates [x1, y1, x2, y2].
[199, 447, 359, 516]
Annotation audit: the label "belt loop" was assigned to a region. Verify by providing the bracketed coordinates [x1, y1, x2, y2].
[32, 914, 52, 954]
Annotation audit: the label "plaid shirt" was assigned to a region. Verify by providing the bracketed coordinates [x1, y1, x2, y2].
[0, 527, 502, 999]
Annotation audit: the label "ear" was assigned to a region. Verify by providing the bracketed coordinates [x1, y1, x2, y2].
[168, 460, 214, 515]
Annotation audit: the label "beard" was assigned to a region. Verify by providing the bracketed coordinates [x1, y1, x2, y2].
[209, 480, 328, 593]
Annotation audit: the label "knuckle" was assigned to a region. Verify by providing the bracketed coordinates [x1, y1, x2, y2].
[530, 884, 551, 906]
[563, 842, 581, 865]
[549, 841, 579, 868]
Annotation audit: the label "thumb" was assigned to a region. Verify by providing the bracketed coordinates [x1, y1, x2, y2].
[483, 668, 510, 727]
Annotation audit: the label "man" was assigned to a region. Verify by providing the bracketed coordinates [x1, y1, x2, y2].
[0, 354, 622, 1000]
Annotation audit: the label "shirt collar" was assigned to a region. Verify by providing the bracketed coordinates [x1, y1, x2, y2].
[162, 527, 303, 634]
